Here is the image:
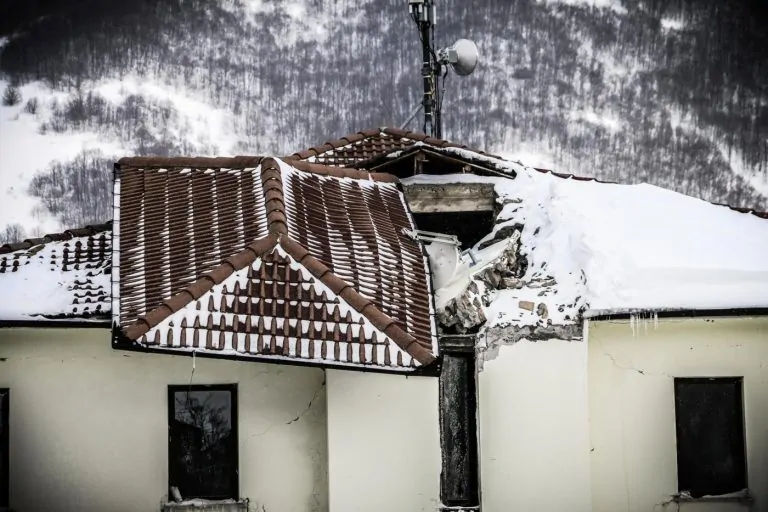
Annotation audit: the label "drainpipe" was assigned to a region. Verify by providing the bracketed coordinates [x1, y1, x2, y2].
[438, 334, 480, 511]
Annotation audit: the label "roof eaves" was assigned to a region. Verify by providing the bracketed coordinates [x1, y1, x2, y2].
[116, 156, 267, 169]
[710, 203, 768, 220]
[287, 158, 399, 183]
[116, 154, 400, 183]
[0, 221, 113, 255]
[585, 307, 768, 320]
[287, 129, 383, 161]
[0, 319, 112, 328]
[381, 127, 507, 159]
[122, 233, 280, 340]
[112, 334, 441, 376]
[278, 234, 437, 366]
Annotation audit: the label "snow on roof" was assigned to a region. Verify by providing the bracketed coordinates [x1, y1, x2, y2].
[0, 225, 112, 322]
[403, 153, 768, 330]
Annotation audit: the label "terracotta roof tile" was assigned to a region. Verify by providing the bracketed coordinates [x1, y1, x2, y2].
[0, 222, 112, 321]
[288, 127, 504, 168]
[115, 157, 437, 371]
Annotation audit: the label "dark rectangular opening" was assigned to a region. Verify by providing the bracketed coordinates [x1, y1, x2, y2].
[1, 389, 8, 508]
[168, 384, 238, 500]
[413, 211, 494, 249]
[674, 377, 747, 498]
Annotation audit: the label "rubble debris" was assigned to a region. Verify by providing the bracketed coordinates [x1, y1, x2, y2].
[437, 286, 488, 333]
[476, 323, 584, 368]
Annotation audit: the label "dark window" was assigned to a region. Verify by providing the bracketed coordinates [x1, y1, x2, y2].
[168, 385, 238, 500]
[1, 389, 8, 508]
[674, 378, 747, 498]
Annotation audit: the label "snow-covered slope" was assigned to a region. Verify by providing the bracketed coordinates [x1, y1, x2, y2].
[1, 0, 766, 242]
[0, 81, 103, 235]
[0, 76, 243, 239]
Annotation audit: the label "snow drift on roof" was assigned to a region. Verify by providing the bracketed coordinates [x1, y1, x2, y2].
[404, 156, 768, 329]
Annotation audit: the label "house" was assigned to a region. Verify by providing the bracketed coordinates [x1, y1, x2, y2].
[1, 127, 768, 512]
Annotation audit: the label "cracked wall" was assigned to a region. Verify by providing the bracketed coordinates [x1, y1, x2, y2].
[0, 328, 329, 512]
[588, 316, 768, 512]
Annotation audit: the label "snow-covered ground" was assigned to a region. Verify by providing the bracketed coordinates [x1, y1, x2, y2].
[405, 148, 768, 331]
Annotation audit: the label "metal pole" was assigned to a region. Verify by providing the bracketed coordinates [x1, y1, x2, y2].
[409, 0, 441, 138]
[420, 9, 435, 137]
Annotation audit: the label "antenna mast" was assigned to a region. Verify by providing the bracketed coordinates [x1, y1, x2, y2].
[409, 0, 441, 138]
[402, 1, 478, 138]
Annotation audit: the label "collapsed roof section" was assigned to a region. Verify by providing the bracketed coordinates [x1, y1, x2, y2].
[401, 153, 768, 336]
[113, 156, 437, 372]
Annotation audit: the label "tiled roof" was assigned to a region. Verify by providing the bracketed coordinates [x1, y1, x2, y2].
[114, 156, 437, 371]
[288, 127, 503, 167]
[0, 223, 112, 321]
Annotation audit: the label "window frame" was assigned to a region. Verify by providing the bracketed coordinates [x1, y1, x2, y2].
[167, 384, 239, 501]
[673, 377, 748, 498]
[1, 388, 8, 509]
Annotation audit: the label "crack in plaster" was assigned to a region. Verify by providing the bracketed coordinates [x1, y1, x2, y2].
[596, 338, 675, 378]
[251, 377, 325, 437]
[286, 377, 325, 425]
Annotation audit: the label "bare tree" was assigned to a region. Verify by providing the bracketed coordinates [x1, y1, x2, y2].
[24, 97, 38, 114]
[0, 223, 26, 245]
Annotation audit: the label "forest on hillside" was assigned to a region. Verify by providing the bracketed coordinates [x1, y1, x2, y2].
[0, 0, 766, 242]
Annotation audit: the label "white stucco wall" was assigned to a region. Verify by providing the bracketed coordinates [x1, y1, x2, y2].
[478, 338, 593, 512]
[325, 369, 441, 512]
[589, 316, 768, 512]
[0, 328, 328, 512]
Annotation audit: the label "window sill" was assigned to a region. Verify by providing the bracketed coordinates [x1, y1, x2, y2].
[673, 489, 754, 504]
[161, 499, 249, 512]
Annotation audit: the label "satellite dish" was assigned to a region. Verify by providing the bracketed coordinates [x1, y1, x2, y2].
[440, 39, 479, 76]
[424, 242, 462, 290]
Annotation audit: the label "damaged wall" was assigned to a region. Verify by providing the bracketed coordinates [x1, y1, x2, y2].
[589, 316, 768, 512]
[478, 338, 592, 512]
[325, 370, 441, 512]
[0, 328, 328, 512]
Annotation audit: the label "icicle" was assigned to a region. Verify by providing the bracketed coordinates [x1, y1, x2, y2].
[654, 311, 659, 329]
[630, 314, 635, 337]
[644, 312, 648, 335]
[192, 350, 196, 370]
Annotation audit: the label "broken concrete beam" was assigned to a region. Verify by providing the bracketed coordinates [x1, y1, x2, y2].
[403, 183, 496, 213]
